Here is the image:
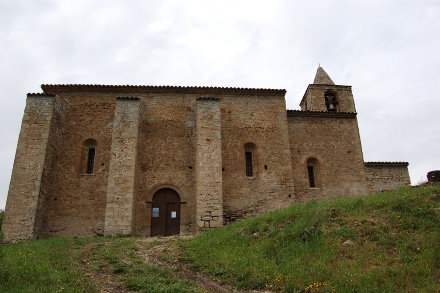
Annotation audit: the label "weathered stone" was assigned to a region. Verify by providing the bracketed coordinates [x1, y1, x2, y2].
[343, 239, 356, 247]
[1, 67, 411, 242]
[365, 162, 410, 193]
[104, 98, 143, 236]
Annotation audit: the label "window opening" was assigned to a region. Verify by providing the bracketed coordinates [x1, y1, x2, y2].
[245, 151, 253, 177]
[307, 165, 315, 187]
[86, 148, 96, 174]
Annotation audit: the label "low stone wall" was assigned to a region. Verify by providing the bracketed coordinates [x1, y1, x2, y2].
[365, 162, 410, 194]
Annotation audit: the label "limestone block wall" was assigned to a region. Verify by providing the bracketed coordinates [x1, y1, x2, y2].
[288, 111, 368, 201]
[221, 95, 295, 223]
[134, 94, 196, 236]
[34, 96, 65, 237]
[300, 85, 356, 113]
[43, 93, 115, 237]
[6, 83, 406, 241]
[104, 97, 143, 236]
[195, 98, 223, 229]
[2, 94, 58, 242]
[364, 162, 410, 193]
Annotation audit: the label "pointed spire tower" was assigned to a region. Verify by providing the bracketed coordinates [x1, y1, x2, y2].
[313, 66, 335, 85]
[300, 66, 356, 113]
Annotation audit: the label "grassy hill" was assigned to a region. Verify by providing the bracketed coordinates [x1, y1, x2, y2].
[0, 184, 439, 292]
[182, 184, 440, 292]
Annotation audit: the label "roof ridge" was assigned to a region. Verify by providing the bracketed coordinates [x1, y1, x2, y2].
[41, 83, 286, 91]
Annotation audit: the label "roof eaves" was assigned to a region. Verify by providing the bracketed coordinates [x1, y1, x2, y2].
[27, 92, 56, 97]
[41, 84, 287, 96]
[364, 162, 409, 167]
[287, 110, 357, 119]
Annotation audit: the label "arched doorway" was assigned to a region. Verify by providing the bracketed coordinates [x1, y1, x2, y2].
[151, 188, 181, 236]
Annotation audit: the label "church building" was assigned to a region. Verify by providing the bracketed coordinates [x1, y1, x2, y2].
[1, 67, 410, 242]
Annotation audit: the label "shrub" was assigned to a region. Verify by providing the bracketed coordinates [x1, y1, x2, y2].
[0, 210, 3, 260]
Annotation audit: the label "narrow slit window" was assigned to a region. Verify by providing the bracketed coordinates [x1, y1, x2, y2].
[86, 148, 96, 174]
[307, 165, 315, 187]
[245, 151, 253, 177]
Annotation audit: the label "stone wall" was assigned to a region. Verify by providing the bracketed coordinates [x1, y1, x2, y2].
[195, 98, 223, 229]
[300, 85, 356, 113]
[133, 93, 197, 236]
[364, 162, 410, 193]
[2, 94, 57, 242]
[44, 94, 115, 237]
[288, 111, 368, 201]
[104, 97, 143, 236]
[34, 96, 66, 237]
[3, 83, 409, 241]
[221, 95, 295, 223]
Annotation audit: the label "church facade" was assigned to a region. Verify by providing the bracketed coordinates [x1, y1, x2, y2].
[1, 67, 410, 242]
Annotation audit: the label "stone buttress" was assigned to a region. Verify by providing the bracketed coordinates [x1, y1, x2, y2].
[104, 97, 143, 236]
[2, 94, 63, 242]
[195, 98, 223, 229]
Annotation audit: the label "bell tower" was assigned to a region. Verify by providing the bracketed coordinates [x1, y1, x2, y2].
[300, 66, 357, 113]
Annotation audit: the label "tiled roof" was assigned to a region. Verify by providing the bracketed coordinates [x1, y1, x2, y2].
[364, 162, 409, 167]
[27, 93, 56, 97]
[287, 110, 357, 118]
[116, 96, 139, 100]
[41, 84, 286, 96]
[196, 97, 220, 101]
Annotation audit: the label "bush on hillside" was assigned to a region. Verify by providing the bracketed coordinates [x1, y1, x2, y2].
[0, 210, 3, 259]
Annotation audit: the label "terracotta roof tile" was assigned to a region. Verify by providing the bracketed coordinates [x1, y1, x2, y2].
[287, 110, 357, 118]
[41, 84, 286, 96]
[116, 96, 139, 100]
[364, 162, 409, 167]
[27, 93, 56, 97]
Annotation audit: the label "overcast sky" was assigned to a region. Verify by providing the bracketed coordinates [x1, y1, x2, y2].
[0, 0, 439, 209]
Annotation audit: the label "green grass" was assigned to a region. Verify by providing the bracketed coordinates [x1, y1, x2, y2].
[86, 237, 202, 293]
[1, 185, 440, 292]
[0, 237, 96, 293]
[0, 236, 202, 293]
[181, 184, 440, 292]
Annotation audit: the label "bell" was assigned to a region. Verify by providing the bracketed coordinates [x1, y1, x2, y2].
[329, 103, 335, 110]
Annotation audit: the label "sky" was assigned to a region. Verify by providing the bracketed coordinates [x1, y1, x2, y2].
[0, 0, 439, 210]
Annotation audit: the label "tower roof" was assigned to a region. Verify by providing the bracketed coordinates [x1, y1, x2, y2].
[313, 66, 335, 85]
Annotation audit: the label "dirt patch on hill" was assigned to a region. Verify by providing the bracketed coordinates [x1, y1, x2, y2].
[136, 236, 242, 293]
[80, 243, 137, 293]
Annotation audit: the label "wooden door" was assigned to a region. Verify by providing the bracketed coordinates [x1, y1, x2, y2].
[166, 202, 180, 236]
[151, 188, 181, 236]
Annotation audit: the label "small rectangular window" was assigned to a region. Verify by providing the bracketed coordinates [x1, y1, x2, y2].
[307, 165, 315, 187]
[87, 148, 96, 174]
[245, 151, 253, 177]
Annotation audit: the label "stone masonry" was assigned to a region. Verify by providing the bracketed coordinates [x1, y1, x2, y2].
[364, 162, 410, 193]
[195, 98, 223, 228]
[104, 97, 143, 236]
[2, 94, 59, 242]
[2, 67, 410, 242]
